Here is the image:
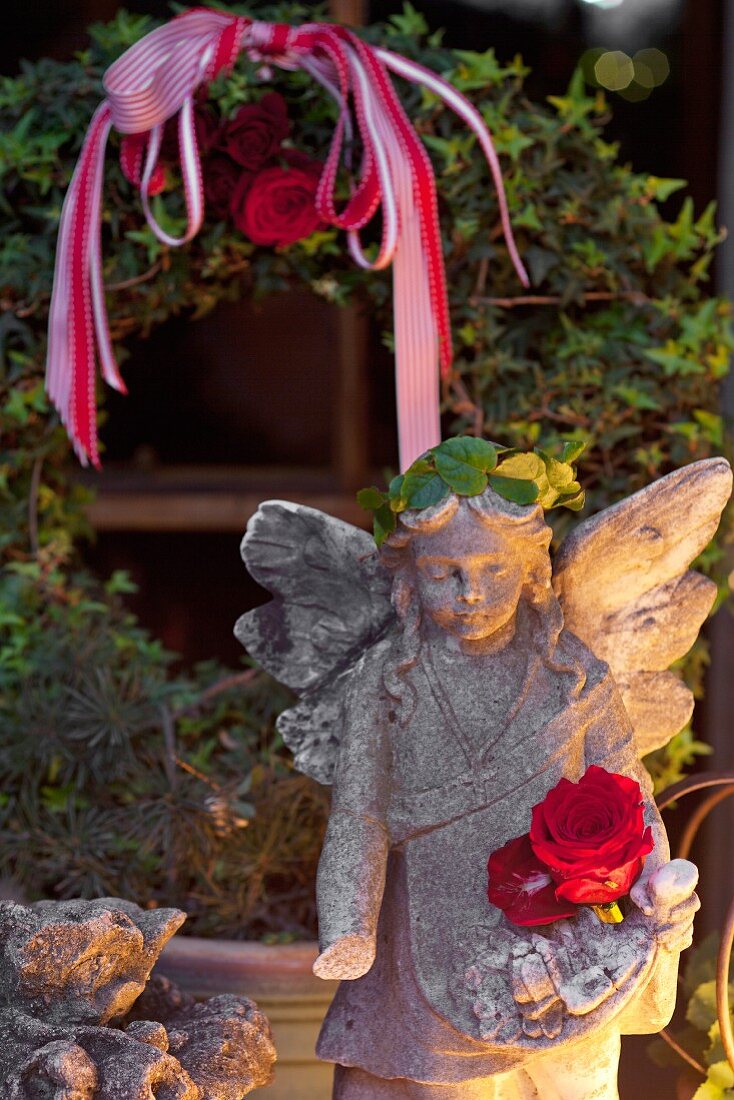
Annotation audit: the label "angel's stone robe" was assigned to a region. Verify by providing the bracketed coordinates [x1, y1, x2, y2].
[316, 607, 666, 1085]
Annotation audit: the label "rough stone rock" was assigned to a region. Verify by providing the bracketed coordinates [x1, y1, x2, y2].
[124, 973, 196, 1023]
[126, 979, 276, 1098]
[0, 897, 186, 1025]
[165, 996, 277, 1099]
[0, 898, 276, 1098]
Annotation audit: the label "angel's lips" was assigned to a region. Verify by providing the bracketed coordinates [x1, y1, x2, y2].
[529, 766, 654, 905]
[440, 603, 517, 639]
[487, 833, 578, 926]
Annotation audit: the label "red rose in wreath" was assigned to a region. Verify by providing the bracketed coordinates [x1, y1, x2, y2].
[222, 93, 290, 170]
[488, 767, 654, 927]
[233, 159, 323, 247]
[205, 155, 246, 219]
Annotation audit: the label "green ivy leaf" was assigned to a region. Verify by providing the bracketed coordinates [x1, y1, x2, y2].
[613, 384, 661, 412]
[436, 437, 498, 471]
[387, 1, 429, 37]
[434, 437, 497, 494]
[401, 467, 451, 511]
[687, 980, 719, 1032]
[560, 440, 586, 464]
[514, 204, 543, 231]
[645, 176, 687, 203]
[439, 464, 487, 495]
[708, 1020, 726, 1066]
[357, 487, 386, 510]
[495, 452, 545, 481]
[538, 450, 576, 490]
[104, 570, 138, 596]
[683, 934, 720, 997]
[388, 475, 408, 513]
[3, 388, 30, 424]
[451, 48, 507, 90]
[494, 124, 534, 161]
[694, 409, 724, 447]
[694, 1061, 734, 1100]
[489, 475, 540, 505]
[558, 490, 586, 512]
[373, 502, 397, 547]
[693, 1080, 730, 1100]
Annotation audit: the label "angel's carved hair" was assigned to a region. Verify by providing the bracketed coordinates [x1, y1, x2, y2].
[380, 489, 584, 725]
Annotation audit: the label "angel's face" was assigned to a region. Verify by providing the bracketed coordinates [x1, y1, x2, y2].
[410, 512, 525, 641]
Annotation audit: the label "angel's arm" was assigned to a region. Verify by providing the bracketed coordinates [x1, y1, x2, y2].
[313, 654, 391, 981]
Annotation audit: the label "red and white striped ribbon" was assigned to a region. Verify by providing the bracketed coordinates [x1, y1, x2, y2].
[46, 8, 529, 470]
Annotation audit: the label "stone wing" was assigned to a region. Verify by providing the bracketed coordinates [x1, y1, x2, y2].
[235, 501, 395, 783]
[552, 458, 732, 757]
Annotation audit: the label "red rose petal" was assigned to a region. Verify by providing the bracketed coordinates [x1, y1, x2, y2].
[223, 95, 291, 170]
[488, 834, 578, 928]
[204, 155, 245, 219]
[555, 847, 652, 904]
[237, 163, 323, 247]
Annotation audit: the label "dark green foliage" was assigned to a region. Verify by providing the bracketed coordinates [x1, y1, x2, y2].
[358, 438, 583, 545]
[0, 3, 732, 930]
[0, 545, 328, 937]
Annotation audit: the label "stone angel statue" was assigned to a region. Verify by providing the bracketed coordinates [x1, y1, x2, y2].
[236, 451, 732, 1100]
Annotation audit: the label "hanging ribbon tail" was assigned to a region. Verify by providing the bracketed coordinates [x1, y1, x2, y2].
[335, 30, 446, 470]
[45, 11, 530, 472]
[46, 103, 114, 468]
[377, 47, 530, 293]
[44, 8, 246, 467]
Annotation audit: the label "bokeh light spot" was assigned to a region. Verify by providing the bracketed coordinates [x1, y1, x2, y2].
[618, 81, 653, 103]
[580, 47, 606, 86]
[594, 50, 635, 92]
[633, 48, 670, 87]
[633, 60, 656, 89]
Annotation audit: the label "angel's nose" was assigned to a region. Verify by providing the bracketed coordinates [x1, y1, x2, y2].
[457, 571, 483, 603]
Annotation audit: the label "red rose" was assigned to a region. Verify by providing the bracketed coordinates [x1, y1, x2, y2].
[119, 134, 166, 196]
[281, 148, 322, 175]
[162, 104, 222, 162]
[194, 105, 222, 156]
[227, 170, 255, 222]
[204, 155, 247, 220]
[233, 162, 323, 247]
[487, 834, 578, 927]
[221, 93, 290, 170]
[529, 766, 654, 906]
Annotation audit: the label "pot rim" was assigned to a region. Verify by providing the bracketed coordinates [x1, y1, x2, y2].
[157, 935, 337, 999]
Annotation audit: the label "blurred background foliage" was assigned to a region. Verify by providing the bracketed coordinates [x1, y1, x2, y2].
[0, 1, 731, 936]
[649, 933, 734, 1099]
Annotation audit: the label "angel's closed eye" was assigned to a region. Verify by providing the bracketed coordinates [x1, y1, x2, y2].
[421, 565, 451, 581]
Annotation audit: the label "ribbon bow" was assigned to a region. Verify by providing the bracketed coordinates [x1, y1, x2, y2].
[46, 8, 529, 470]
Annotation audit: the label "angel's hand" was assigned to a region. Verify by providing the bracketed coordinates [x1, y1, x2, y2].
[630, 859, 700, 953]
[313, 933, 376, 981]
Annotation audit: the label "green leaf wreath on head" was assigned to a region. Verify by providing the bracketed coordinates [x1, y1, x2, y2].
[358, 437, 585, 546]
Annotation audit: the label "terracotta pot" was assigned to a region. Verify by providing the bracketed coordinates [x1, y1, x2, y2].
[155, 937, 338, 1099]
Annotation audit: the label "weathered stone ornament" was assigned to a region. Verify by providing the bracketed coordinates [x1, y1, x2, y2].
[236, 455, 732, 1099]
[0, 897, 276, 1098]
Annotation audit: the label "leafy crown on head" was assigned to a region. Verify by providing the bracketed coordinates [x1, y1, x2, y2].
[358, 436, 586, 547]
